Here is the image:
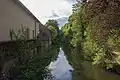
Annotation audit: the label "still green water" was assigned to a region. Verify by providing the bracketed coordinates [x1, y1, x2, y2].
[72, 61, 120, 80]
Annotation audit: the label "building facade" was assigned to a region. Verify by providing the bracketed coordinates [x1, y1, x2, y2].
[0, 0, 51, 42]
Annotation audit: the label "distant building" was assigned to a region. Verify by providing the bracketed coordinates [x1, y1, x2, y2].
[0, 0, 51, 42]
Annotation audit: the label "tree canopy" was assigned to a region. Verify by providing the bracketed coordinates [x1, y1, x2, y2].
[61, 0, 120, 76]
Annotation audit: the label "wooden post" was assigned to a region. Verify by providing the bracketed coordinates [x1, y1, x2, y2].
[33, 30, 34, 39]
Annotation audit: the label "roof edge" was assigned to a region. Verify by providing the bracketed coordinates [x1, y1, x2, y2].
[12, 0, 41, 23]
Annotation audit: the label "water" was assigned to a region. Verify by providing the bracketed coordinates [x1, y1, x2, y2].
[81, 61, 120, 80]
[49, 48, 73, 80]
[48, 48, 120, 80]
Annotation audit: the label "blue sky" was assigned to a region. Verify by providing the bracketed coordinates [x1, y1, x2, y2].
[20, 0, 76, 28]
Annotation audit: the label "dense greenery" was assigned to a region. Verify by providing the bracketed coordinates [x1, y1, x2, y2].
[5, 0, 120, 79]
[8, 26, 60, 80]
[61, 0, 120, 78]
[9, 41, 59, 80]
[45, 20, 61, 46]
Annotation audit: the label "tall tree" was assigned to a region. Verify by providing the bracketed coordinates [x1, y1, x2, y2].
[45, 19, 60, 44]
[45, 20, 58, 27]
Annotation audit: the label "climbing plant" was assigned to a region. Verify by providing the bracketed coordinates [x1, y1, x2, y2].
[8, 26, 55, 80]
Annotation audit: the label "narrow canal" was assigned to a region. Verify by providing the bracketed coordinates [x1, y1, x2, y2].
[48, 48, 120, 80]
[49, 48, 73, 80]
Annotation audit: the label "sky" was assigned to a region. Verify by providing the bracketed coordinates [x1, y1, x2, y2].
[20, 0, 76, 28]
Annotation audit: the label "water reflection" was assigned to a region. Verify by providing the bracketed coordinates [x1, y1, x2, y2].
[81, 61, 120, 80]
[49, 48, 120, 80]
[49, 48, 73, 80]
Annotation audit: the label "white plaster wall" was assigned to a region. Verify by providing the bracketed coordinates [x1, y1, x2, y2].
[0, 0, 37, 41]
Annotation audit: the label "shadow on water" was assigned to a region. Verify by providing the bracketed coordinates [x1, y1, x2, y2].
[48, 48, 120, 80]
[81, 61, 120, 80]
[72, 61, 120, 80]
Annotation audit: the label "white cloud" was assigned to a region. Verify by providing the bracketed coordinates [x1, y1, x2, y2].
[20, 0, 76, 24]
